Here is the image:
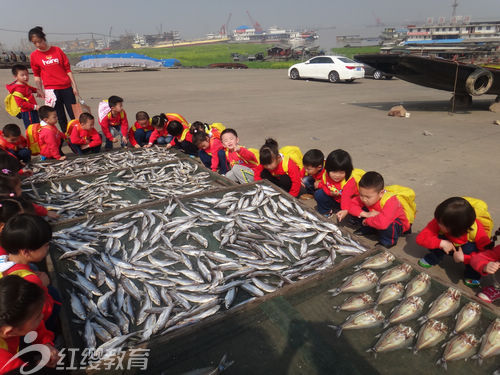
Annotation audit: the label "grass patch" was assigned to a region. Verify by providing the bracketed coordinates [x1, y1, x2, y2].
[330, 46, 381, 59]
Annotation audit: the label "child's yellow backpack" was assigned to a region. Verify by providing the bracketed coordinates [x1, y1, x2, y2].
[381, 185, 417, 224]
[280, 145, 303, 172]
[463, 197, 493, 237]
[248, 148, 260, 164]
[65, 119, 80, 137]
[4, 92, 29, 117]
[208, 122, 226, 139]
[26, 123, 42, 155]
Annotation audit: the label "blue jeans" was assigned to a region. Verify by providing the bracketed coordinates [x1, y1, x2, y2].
[359, 217, 405, 248]
[134, 129, 153, 146]
[20, 110, 40, 129]
[199, 149, 229, 174]
[156, 135, 173, 145]
[314, 189, 340, 215]
[6, 148, 31, 163]
[302, 176, 316, 194]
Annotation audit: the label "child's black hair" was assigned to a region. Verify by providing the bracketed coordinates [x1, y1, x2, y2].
[166, 121, 183, 136]
[0, 275, 45, 328]
[303, 149, 324, 168]
[2, 124, 21, 138]
[28, 26, 46, 42]
[151, 114, 167, 129]
[136, 111, 149, 121]
[192, 132, 209, 147]
[0, 150, 21, 174]
[38, 105, 56, 121]
[190, 121, 209, 135]
[358, 171, 384, 192]
[259, 138, 280, 166]
[434, 197, 476, 238]
[1, 214, 52, 254]
[108, 96, 123, 108]
[0, 169, 20, 198]
[220, 128, 238, 139]
[325, 149, 353, 179]
[11, 64, 28, 76]
[0, 198, 33, 225]
[79, 112, 94, 124]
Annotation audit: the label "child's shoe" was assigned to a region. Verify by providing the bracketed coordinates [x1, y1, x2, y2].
[418, 258, 432, 268]
[40, 156, 47, 161]
[477, 286, 500, 303]
[463, 278, 481, 288]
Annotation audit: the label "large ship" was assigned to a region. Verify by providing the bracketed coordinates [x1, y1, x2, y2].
[232, 26, 319, 48]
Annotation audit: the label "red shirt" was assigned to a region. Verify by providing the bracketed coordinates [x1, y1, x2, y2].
[349, 193, 411, 232]
[300, 166, 326, 180]
[225, 147, 259, 172]
[317, 174, 359, 210]
[149, 126, 169, 145]
[5, 82, 37, 112]
[32, 203, 48, 217]
[254, 158, 302, 197]
[128, 121, 153, 147]
[169, 124, 193, 146]
[39, 123, 64, 160]
[99, 111, 128, 141]
[30, 46, 71, 89]
[0, 131, 28, 152]
[70, 122, 102, 148]
[202, 137, 224, 171]
[416, 218, 491, 251]
[465, 245, 500, 275]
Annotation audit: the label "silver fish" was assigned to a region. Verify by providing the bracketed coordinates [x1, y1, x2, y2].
[330, 308, 385, 337]
[378, 264, 413, 286]
[333, 293, 374, 312]
[368, 324, 415, 356]
[474, 318, 500, 364]
[437, 333, 480, 370]
[413, 319, 448, 354]
[375, 283, 405, 306]
[386, 296, 424, 327]
[329, 270, 379, 296]
[405, 272, 431, 298]
[419, 287, 461, 323]
[453, 302, 481, 335]
[354, 251, 395, 270]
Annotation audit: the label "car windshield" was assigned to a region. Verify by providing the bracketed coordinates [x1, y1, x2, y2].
[337, 57, 356, 64]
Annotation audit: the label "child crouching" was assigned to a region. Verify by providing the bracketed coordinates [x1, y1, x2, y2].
[68, 113, 102, 155]
[0, 124, 31, 164]
[192, 131, 228, 174]
[221, 128, 258, 184]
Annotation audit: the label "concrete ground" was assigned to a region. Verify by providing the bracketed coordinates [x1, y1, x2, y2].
[1, 68, 499, 310]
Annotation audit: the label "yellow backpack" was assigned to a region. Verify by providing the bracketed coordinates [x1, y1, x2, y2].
[280, 145, 303, 172]
[463, 197, 493, 237]
[380, 185, 417, 224]
[4, 92, 29, 117]
[26, 123, 42, 155]
[248, 148, 260, 164]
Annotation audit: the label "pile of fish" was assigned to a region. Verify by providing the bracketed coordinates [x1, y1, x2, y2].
[52, 184, 368, 353]
[26, 160, 219, 218]
[24, 147, 178, 184]
[329, 252, 500, 367]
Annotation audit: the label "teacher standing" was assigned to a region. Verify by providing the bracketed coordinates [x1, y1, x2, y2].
[29, 26, 80, 133]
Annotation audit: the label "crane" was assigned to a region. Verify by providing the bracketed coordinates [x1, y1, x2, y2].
[246, 10, 263, 33]
[219, 12, 232, 37]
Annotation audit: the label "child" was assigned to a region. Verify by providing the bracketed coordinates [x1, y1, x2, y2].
[5, 64, 39, 128]
[166, 120, 197, 155]
[129, 111, 153, 148]
[68, 113, 102, 155]
[254, 138, 302, 198]
[0, 150, 33, 178]
[0, 124, 31, 163]
[417, 197, 491, 287]
[0, 275, 60, 373]
[38, 106, 66, 161]
[301, 149, 325, 195]
[221, 128, 258, 184]
[192, 131, 228, 174]
[348, 171, 411, 248]
[98, 95, 129, 150]
[145, 114, 173, 147]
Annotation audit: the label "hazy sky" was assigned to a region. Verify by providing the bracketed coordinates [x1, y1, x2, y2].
[1, 0, 499, 49]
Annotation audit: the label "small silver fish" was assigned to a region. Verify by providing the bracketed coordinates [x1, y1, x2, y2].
[419, 287, 461, 323]
[329, 270, 379, 296]
[385, 296, 424, 327]
[474, 318, 500, 365]
[453, 302, 481, 335]
[354, 251, 395, 270]
[333, 293, 374, 312]
[437, 333, 480, 370]
[378, 264, 413, 286]
[367, 324, 415, 357]
[329, 308, 385, 337]
[405, 272, 431, 298]
[375, 283, 404, 306]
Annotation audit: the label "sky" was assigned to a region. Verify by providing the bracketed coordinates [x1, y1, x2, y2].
[1, 0, 499, 50]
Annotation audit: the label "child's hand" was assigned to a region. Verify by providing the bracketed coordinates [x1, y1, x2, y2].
[35, 271, 50, 287]
[81, 144, 89, 150]
[122, 138, 128, 145]
[134, 144, 141, 149]
[484, 261, 500, 274]
[22, 169, 34, 177]
[363, 210, 379, 218]
[59, 156, 67, 161]
[336, 209, 348, 222]
[235, 145, 241, 152]
[166, 144, 172, 149]
[144, 143, 152, 148]
[314, 181, 320, 189]
[440, 240, 455, 254]
[44, 344, 60, 368]
[112, 137, 119, 143]
[46, 211, 60, 219]
[453, 247, 464, 263]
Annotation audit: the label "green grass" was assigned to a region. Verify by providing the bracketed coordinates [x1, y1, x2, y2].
[330, 46, 381, 59]
[70, 43, 301, 69]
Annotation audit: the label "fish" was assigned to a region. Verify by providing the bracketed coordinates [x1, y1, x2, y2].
[353, 251, 395, 270]
[473, 318, 500, 365]
[452, 302, 481, 335]
[333, 293, 374, 312]
[378, 264, 413, 286]
[329, 270, 379, 296]
[367, 324, 415, 357]
[413, 319, 448, 354]
[437, 333, 480, 370]
[385, 296, 424, 327]
[419, 287, 461, 323]
[329, 308, 385, 337]
[375, 283, 405, 306]
[405, 273, 431, 298]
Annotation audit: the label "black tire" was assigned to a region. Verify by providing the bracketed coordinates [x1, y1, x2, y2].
[328, 71, 340, 83]
[465, 68, 493, 96]
[290, 68, 300, 80]
[373, 70, 383, 80]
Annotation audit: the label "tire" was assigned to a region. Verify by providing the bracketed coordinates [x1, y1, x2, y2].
[373, 70, 383, 80]
[328, 71, 340, 83]
[465, 68, 493, 96]
[289, 68, 300, 80]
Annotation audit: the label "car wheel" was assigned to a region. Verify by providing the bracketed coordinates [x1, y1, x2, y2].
[290, 69, 300, 80]
[373, 70, 383, 80]
[328, 71, 340, 83]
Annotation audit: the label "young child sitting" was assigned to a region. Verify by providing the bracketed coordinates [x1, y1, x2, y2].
[192, 131, 228, 174]
[0, 276, 60, 373]
[254, 138, 302, 197]
[98, 95, 129, 150]
[220, 128, 258, 184]
[300, 149, 325, 195]
[0, 123, 31, 163]
[166, 120, 197, 155]
[5, 64, 39, 128]
[417, 197, 491, 287]
[68, 113, 102, 155]
[0, 150, 33, 178]
[38, 106, 66, 161]
[145, 114, 173, 147]
[129, 111, 153, 148]
[348, 171, 412, 248]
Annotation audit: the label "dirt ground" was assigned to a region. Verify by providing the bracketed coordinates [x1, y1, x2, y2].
[1, 68, 499, 309]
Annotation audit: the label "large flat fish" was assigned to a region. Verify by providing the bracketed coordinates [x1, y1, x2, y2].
[329, 269, 379, 296]
[405, 272, 431, 298]
[474, 318, 500, 365]
[453, 302, 481, 335]
[353, 251, 395, 270]
[329, 308, 385, 337]
[437, 333, 479, 370]
[385, 296, 424, 327]
[375, 283, 404, 306]
[367, 324, 415, 357]
[413, 319, 448, 354]
[378, 264, 413, 286]
[419, 287, 461, 323]
[333, 293, 374, 312]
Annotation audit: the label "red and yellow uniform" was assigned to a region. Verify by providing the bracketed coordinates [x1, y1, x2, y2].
[149, 126, 169, 145]
[225, 147, 259, 171]
[39, 123, 65, 160]
[254, 157, 302, 197]
[169, 123, 192, 146]
[99, 110, 128, 142]
[0, 131, 28, 152]
[5, 82, 37, 112]
[69, 121, 101, 148]
[465, 245, 500, 275]
[128, 120, 153, 147]
[317, 173, 359, 211]
[202, 138, 225, 172]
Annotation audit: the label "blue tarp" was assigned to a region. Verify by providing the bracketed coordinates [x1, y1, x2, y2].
[79, 53, 180, 67]
[403, 38, 464, 45]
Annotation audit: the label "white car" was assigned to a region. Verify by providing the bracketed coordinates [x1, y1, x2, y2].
[288, 55, 365, 83]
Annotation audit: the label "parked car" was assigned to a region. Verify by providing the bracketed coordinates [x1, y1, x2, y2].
[362, 64, 393, 80]
[288, 56, 365, 83]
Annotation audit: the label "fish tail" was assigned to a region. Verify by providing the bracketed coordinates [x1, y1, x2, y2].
[328, 324, 342, 337]
[329, 289, 341, 297]
[436, 358, 447, 370]
[383, 319, 390, 328]
[352, 265, 360, 271]
[218, 354, 235, 371]
[333, 305, 341, 312]
[412, 347, 418, 355]
[417, 316, 428, 324]
[365, 348, 377, 358]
